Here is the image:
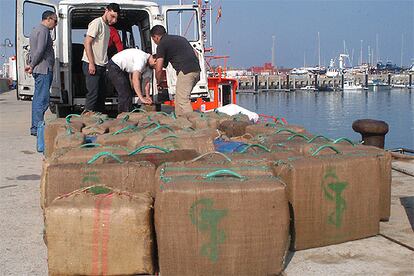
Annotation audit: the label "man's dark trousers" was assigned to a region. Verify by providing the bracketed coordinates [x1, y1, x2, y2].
[106, 60, 133, 113]
[82, 61, 107, 112]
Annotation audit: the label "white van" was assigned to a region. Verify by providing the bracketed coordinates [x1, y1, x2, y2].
[16, 0, 210, 115]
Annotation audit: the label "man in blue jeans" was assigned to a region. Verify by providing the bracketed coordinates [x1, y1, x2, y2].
[25, 10, 58, 136]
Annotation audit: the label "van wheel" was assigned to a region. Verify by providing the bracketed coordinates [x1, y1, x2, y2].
[49, 102, 57, 114]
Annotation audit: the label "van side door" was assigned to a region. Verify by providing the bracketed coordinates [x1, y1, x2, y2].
[160, 5, 208, 98]
[16, 0, 60, 100]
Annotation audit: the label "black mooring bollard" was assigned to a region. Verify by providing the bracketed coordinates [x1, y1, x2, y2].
[352, 119, 389, 149]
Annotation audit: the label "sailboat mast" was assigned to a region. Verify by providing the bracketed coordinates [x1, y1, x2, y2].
[400, 33, 404, 67]
[318, 32, 321, 67]
[209, 0, 213, 47]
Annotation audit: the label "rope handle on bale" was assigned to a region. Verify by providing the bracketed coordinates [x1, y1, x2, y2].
[147, 111, 171, 121]
[65, 127, 74, 135]
[128, 145, 171, 156]
[112, 125, 138, 135]
[190, 151, 232, 163]
[241, 133, 254, 139]
[65, 114, 81, 124]
[80, 143, 102, 148]
[145, 125, 174, 136]
[332, 137, 355, 145]
[130, 108, 147, 113]
[275, 128, 298, 135]
[121, 114, 130, 123]
[311, 145, 342, 156]
[103, 145, 130, 152]
[307, 135, 332, 143]
[239, 144, 271, 153]
[142, 121, 160, 129]
[87, 151, 123, 164]
[163, 134, 178, 140]
[204, 169, 245, 180]
[287, 133, 310, 141]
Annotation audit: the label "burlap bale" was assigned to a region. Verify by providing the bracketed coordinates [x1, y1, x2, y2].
[96, 132, 144, 148]
[155, 160, 275, 196]
[155, 171, 289, 276]
[246, 123, 307, 136]
[54, 132, 85, 152]
[45, 187, 154, 275]
[148, 113, 177, 125]
[42, 161, 156, 208]
[133, 133, 215, 154]
[81, 124, 109, 135]
[95, 116, 137, 133]
[186, 112, 229, 129]
[79, 111, 109, 126]
[272, 153, 381, 250]
[41, 146, 136, 209]
[301, 142, 392, 221]
[229, 113, 251, 122]
[117, 111, 148, 123]
[104, 149, 199, 168]
[44, 119, 84, 158]
[257, 133, 314, 153]
[49, 146, 130, 165]
[218, 120, 252, 137]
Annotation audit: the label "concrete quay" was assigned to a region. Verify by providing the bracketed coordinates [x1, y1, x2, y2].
[0, 89, 413, 275]
[237, 73, 413, 92]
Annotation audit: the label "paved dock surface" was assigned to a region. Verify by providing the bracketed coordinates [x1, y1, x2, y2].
[0, 89, 413, 275]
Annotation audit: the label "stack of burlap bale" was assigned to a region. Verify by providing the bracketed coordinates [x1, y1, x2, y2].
[40, 110, 391, 275]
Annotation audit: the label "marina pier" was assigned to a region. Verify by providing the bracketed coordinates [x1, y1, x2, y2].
[236, 72, 413, 92]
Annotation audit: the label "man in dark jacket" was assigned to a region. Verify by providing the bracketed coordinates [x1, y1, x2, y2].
[25, 10, 58, 136]
[150, 25, 200, 116]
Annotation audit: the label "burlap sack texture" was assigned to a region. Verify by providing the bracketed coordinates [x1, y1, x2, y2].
[218, 120, 252, 138]
[45, 186, 154, 275]
[41, 146, 132, 209]
[54, 131, 85, 152]
[49, 146, 130, 165]
[96, 131, 145, 149]
[272, 152, 381, 250]
[104, 149, 200, 168]
[246, 122, 307, 136]
[155, 170, 289, 276]
[186, 112, 232, 130]
[117, 111, 149, 123]
[42, 160, 156, 209]
[155, 157, 276, 196]
[301, 142, 392, 221]
[44, 119, 84, 158]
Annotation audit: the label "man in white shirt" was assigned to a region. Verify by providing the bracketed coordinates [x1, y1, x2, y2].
[82, 3, 119, 112]
[106, 48, 156, 112]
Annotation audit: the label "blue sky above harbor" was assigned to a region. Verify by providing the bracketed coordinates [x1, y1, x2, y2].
[1, 0, 413, 68]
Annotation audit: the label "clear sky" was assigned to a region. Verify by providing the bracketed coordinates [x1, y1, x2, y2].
[1, 0, 413, 68]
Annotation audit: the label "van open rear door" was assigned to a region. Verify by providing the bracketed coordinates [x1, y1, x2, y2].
[161, 5, 208, 98]
[16, 0, 60, 101]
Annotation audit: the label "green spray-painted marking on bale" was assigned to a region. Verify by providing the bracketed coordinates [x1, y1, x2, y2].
[321, 168, 348, 228]
[87, 186, 112, 195]
[189, 198, 227, 262]
[82, 171, 100, 183]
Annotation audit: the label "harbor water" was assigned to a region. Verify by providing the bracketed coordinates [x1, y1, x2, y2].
[237, 88, 414, 150]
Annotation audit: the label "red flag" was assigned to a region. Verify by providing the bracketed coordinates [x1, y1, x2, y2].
[216, 6, 222, 24]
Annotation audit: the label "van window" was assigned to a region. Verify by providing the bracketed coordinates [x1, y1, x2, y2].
[166, 9, 199, 42]
[131, 25, 142, 49]
[23, 2, 56, 40]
